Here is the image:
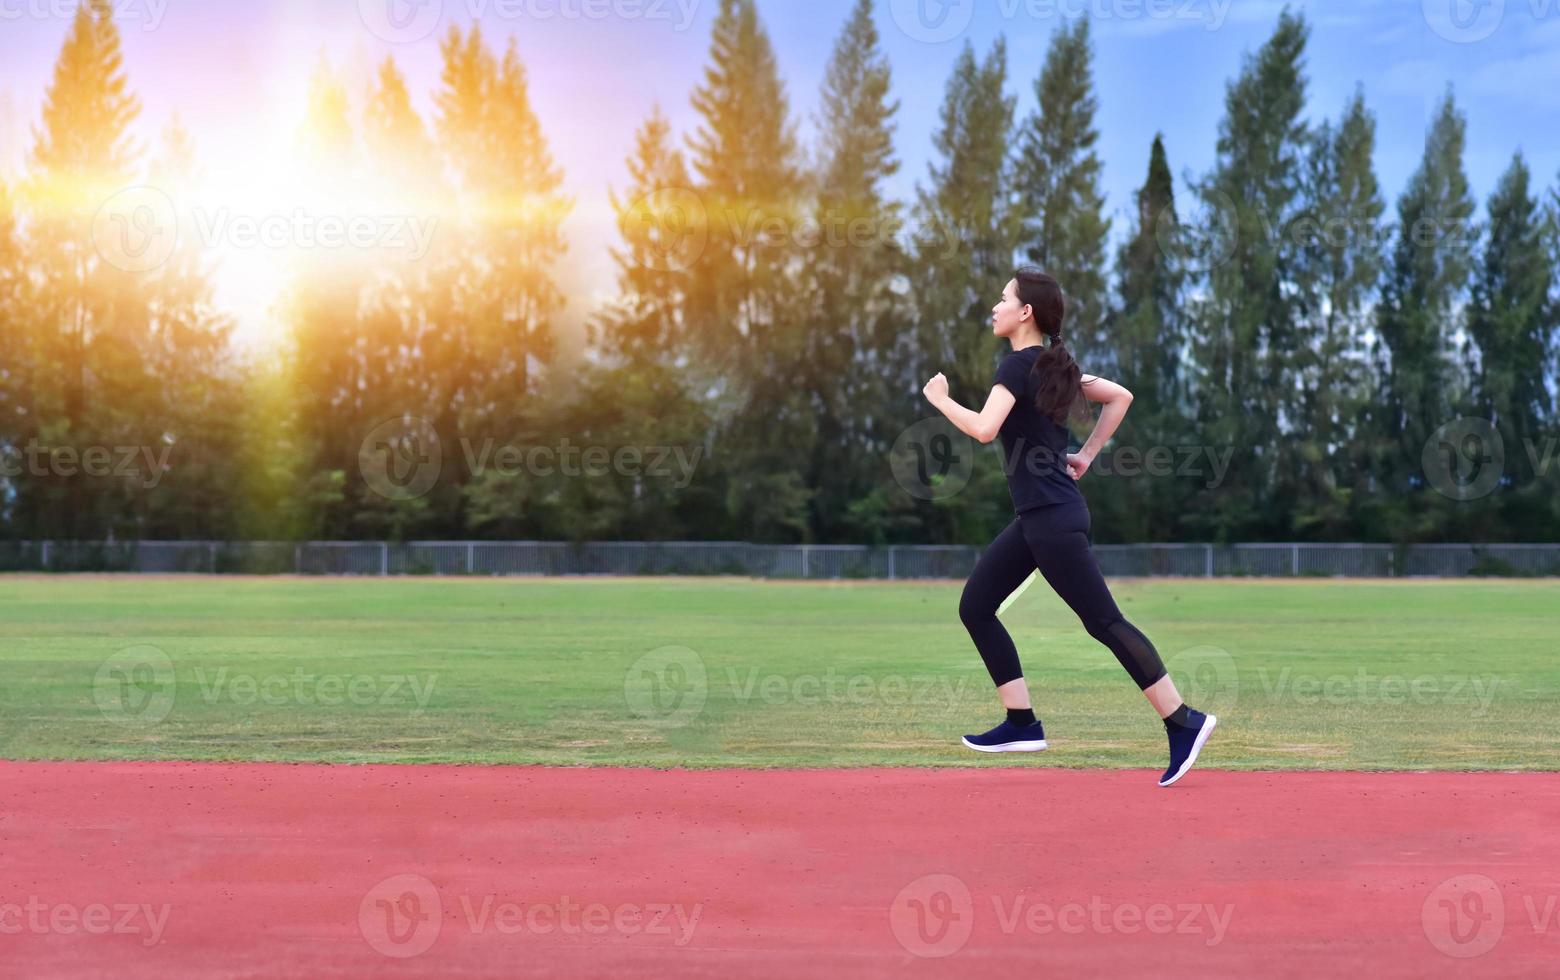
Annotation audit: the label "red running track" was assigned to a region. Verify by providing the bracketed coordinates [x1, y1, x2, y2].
[1, 763, 1556, 978]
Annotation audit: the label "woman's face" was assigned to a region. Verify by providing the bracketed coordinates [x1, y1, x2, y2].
[991, 278, 1028, 338]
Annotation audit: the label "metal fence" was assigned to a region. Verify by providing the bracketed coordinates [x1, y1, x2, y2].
[3, 540, 1560, 578]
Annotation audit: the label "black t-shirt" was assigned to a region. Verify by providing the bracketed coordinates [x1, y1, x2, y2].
[993, 346, 1084, 512]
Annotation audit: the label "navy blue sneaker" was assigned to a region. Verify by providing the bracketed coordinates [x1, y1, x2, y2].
[1159, 710, 1218, 786]
[961, 719, 1049, 753]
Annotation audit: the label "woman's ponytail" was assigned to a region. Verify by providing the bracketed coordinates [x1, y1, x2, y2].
[1015, 268, 1086, 426]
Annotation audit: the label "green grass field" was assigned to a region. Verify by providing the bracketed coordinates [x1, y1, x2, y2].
[1, 575, 1555, 770]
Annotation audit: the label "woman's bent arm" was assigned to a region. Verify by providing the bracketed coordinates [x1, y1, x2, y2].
[1074, 374, 1133, 464]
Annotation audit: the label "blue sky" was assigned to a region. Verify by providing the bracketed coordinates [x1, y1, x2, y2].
[2, 0, 1558, 349]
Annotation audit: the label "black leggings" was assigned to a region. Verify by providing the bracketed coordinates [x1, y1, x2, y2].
[959, 499, 1168, 691]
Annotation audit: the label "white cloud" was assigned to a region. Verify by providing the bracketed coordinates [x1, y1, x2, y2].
[1467, 49, 1560, 105]
[1374, 57, 1449, 98]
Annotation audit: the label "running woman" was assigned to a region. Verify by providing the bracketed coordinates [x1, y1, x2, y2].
[921, 266, 1217, 787]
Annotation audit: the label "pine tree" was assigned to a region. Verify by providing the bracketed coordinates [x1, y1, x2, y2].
[1290, 87, 1384, 538]
[29, 0, 139, 183]
[1187, 9, 1311, 541]
[684, 0, 811, 541]
[1468, 153, 1554, 502]
[595, 103, 696, 361]
[502, 103, 716, 542]
[907, 37, 1023, 544]
[434, 26, 569, 411]
[1014, 17, 1110, 368]
[431, 26, 571, 539]
[137, 117, 243, 538]
[910, 38, 1021, 397]
[801, 0, 906, 541]
[1114, 135, 1187, 419]
[364, 57, 440, 194]
[1092, 133, 1188, 542]
[282, 58, 375, 539]
[0, 175, 23, 533]
[360, 54, 442, 424]
[21, 0, 146, 539]
[1369, 87, 1476, 540]
[485, 39, 569, 393]
[684, 0, 804, 377]
[1549, 171, 1560, 433]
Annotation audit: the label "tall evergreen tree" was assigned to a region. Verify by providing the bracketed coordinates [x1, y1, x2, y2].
[1466, 155, 1553, 490]
[907, 37, 1023, 544]
[433, 26, 571, 539]
[0, 175, 23, 535]
[1291, 88, 1384, 538]
[489, 103, 717, 542]
[595, 104, 696, 361]
[684, 0, 804, 380]
[1549, 171, 1560, 435]
[21, 0, 147, 539]
[684, 0, 811, 541]
[1187, 9, 1311, 541]
[137, 117, 243, 539]
[1014, 17, 1111, 368]
[281, 59, 367, 538]
[364, 57, 440, 193]
[434, 25, 570, 402]
[360, 55, 443, 439]
[801, 0, 906, 542]
[1368, 88, 1476, 540]
[1092, 133, 1189, 542]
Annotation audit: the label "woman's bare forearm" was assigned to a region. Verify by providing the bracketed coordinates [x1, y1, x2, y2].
[932, 394, 986, 443]
[1077, 396, 1131, 461]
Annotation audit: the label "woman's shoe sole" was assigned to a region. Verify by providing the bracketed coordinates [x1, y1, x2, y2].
[961, 738, 1049, 753]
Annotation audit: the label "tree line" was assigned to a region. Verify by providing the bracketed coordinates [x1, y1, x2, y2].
[1, 0, 1557, 547]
